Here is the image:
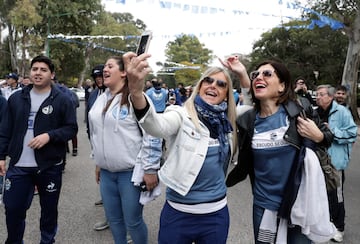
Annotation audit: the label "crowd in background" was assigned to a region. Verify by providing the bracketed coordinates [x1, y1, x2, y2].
[0, 53, 358, 244]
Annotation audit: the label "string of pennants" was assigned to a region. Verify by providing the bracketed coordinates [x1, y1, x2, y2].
[48, 36, 126, 54]
[104, 0, 344, 30]
[48, 0, 344, 53]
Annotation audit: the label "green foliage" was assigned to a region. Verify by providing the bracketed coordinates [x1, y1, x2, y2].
[86, 11, 142, 78]
[162, 34, 213, 87]
[165, 34, 213, 65]
[9, 0, 42, 28]
[250, 22, 348, 89]
[0, 0, 148, 84]
[0, 40, 12, 76]
[174, 68, 202, 88]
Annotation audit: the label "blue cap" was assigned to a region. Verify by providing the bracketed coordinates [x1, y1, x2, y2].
[6, 73, 19, 81]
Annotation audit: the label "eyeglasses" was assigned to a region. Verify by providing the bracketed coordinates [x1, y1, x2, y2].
[296, 82, 305, 85]
[202, 76, 227, 89]
[316, 92, 328, 97]
[249, 69, 276, 81]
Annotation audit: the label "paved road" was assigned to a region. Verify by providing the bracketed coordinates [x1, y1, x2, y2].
[1, 102, 359, 243]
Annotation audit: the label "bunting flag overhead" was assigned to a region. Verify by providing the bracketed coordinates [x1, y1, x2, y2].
[48, 0, 345, 55]
[103, 0, 344, 30]
[49, 36, 126, 54]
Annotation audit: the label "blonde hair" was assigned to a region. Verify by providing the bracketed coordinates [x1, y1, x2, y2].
[184, 67, 237, 155]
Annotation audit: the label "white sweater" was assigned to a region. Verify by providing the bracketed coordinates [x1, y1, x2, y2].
[89, 90, 160, 172]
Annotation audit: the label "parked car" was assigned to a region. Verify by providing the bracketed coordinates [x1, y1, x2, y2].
[69, 87, 85, 101]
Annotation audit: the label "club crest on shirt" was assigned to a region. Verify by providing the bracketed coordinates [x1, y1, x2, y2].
[270, 132, 277, 141]
[112, 105, 128, 120]
[42, 105, 53, 115]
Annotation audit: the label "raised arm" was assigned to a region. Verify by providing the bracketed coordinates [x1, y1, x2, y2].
[218, 55, 250, 89]
[123, 52, 152, 110]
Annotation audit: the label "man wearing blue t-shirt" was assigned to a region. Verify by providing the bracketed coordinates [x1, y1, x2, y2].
[146, 79, 168, 113]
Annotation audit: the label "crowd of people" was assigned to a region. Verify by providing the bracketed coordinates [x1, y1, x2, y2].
[0, 51, 358, 244]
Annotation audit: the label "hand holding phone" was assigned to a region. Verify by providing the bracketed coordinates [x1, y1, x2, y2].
[136, 30, 152, 56]
[139, 181, 148, 192]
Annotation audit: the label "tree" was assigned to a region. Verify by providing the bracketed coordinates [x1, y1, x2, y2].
[9, 0, 42, 76]
[163, 34, 213, 87]
[165, 34, 213, 65]
[0, 0, 149, 85]
[250, 20, 348, 90]
[82, 11, 144, 85]
[36, 0, 101, 85]
[0, 0, 19, 72]
[307, 0, 360, 123]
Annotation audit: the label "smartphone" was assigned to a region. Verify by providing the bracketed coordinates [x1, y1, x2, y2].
[136, 30, 152, 56]
[139, 181, 148, 192]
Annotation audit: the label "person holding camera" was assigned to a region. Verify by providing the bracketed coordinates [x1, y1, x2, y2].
[294, 77, 316, 106]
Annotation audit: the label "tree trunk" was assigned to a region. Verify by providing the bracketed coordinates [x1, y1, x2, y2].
[342, 13, 360, 124]
[7, 24, 18, 73]
[78, 45, 93, 87]
[20, 28, 27, 76]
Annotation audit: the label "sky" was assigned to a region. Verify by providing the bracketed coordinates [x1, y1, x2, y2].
[101, 0, 305, 72]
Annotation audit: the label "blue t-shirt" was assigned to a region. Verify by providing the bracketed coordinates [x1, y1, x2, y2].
[166, 138, 229, 204]
[252, 105, 297, 210]
[146, 87, 168, 112]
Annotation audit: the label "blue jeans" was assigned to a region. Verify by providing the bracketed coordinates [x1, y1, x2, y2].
[158, 201, 229, 244]
[4, 164, 63, 244]
[253, 204, 311, 244]
[100, 169, 147, 244]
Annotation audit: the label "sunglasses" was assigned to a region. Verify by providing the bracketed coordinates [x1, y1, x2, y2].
[249, 69, 276, 81]
[202, 76, 227, 89]
[316, 92, 328, 97]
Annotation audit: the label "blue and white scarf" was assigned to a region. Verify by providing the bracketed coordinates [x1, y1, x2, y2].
[194, 95, 232, 160]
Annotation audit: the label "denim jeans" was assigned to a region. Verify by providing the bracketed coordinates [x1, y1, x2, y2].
[253, 204, 311, 244]
[100, 169, 147, 244]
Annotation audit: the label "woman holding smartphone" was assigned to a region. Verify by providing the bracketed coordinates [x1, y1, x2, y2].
[123, 51, 250, 243]
[88, 56, 161, 244]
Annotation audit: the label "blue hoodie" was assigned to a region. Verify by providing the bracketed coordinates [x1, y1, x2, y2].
[0, 84, 78, 171]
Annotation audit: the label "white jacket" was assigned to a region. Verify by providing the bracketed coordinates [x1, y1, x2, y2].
[89, 90, 160, 172]
[132, 95, 234, 196]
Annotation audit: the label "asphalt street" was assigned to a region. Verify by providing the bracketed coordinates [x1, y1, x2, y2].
[1, 101, 359, 244]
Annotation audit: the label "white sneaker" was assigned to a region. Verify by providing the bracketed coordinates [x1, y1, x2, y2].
[127, 233, 133, 244]
[331, 230, 344, 242]
[93, 221, 109, 231]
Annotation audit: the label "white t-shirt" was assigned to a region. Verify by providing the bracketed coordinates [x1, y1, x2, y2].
[15, 89, 50, 167]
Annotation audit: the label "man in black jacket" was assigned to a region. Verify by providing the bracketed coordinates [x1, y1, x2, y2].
[294, 78, 316, 106]
[0, 55, 78, 244]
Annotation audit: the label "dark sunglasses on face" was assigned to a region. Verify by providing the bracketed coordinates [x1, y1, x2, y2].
[202, 76, 227, 88]
[249, 69, 276, 81]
